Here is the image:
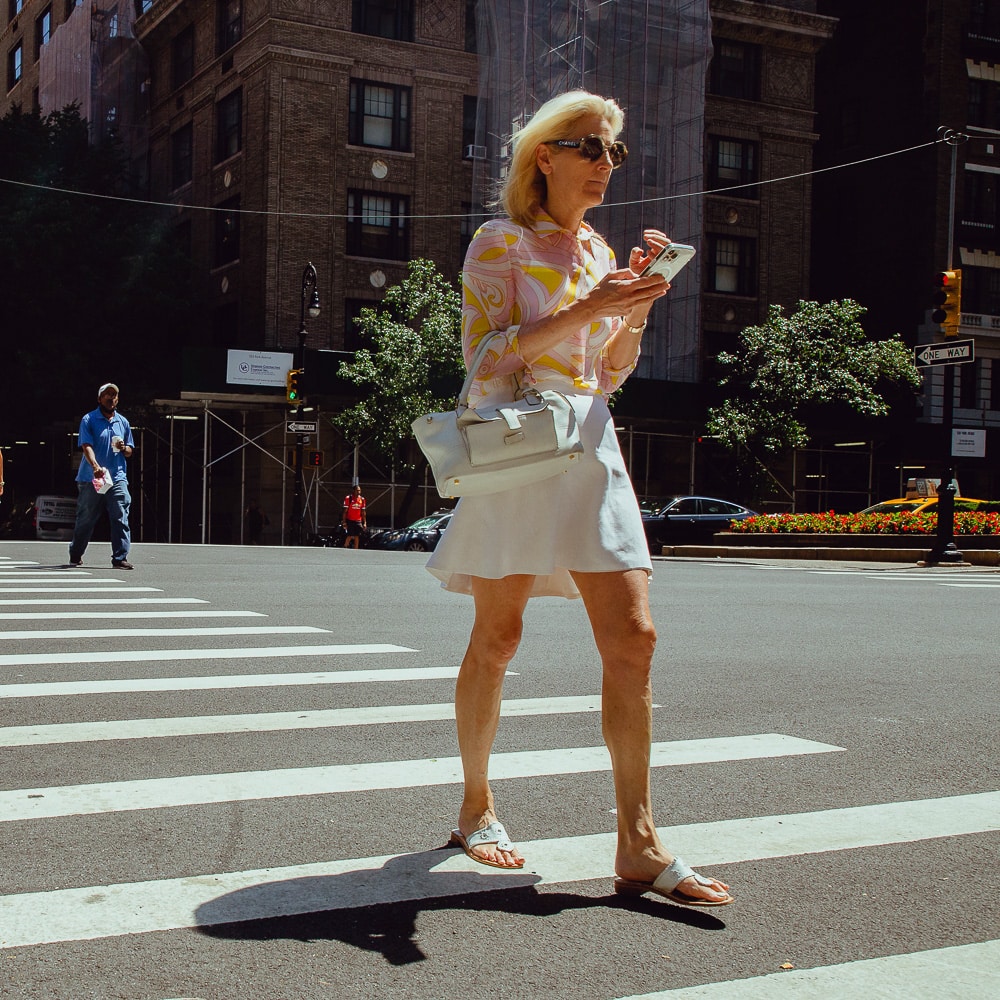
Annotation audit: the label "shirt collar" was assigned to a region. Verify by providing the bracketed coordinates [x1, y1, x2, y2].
[532, 210, 595, 244]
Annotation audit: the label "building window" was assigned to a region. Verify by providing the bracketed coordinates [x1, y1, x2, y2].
[172, 26, 195, 90]
[963, 170, 997, 231]
[215, 88, 242, 162]
[464, 0, 476, 52]
[171, 123, 193, 189]
[65, 0, 82, 17]
[706, 235, 756, 295]
[352, 0, 413, 42]
[709, 136, 758, 197]
[970, 0, 1000, 34]
[217, 0, 242, 56]
[349, 80, 410, 150]
[966, 265, 1000, 316]
[968, 80, 986, 128]
[10, 0, 25, 19]
[462, 95, 482, 157]
[347, 190, 409, 260]
[7, 41, 22, 90]
[959, 361, 981, 410]
[214, 196, 240, 266]
[709, 39, 761, 101]
[34, 6, 51, 62]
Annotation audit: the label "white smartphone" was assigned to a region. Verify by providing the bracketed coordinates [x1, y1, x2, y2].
[643, 242, 696, 282]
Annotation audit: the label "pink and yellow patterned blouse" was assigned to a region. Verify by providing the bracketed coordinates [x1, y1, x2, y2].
[461, 213, 638, 406]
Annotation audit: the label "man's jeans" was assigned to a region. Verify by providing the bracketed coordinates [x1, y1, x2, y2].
[69, 479, 131, 564]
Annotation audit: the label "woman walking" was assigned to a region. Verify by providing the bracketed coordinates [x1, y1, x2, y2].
[427, 90, 733, 907]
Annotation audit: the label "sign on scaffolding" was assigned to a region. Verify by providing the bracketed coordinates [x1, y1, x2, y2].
[226, 350, 295, 386]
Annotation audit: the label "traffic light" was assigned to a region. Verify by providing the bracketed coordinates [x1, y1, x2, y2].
[931, 269, 962, 337]
[286, 368, 303, 403]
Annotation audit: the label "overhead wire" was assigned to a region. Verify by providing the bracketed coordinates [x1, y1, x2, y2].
[0, 134, 946, 220]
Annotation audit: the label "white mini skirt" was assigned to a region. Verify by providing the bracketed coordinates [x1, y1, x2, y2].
[426, 391, 652, 599]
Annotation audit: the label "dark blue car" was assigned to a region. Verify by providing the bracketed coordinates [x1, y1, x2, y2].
[369, 510, 453, 552]
[640, 495, 756, 550]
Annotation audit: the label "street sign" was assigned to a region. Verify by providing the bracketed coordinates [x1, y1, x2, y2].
[914, 339, 974, 367]
[286, 421, 317, 434]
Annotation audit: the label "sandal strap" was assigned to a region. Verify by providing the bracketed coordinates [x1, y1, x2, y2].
[464, 821, 514, 853]
[651, 856, 705, 893]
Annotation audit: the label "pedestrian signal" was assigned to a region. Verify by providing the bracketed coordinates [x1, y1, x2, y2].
[931, 270, 962, 337]
[307, 450, 324, 467]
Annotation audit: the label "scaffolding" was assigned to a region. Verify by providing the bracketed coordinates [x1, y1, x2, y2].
[472, 0, 711, 381]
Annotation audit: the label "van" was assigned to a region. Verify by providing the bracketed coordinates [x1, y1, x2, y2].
[33, 495, 77, 541]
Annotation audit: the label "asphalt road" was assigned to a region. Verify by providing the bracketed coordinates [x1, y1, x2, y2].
[1, 540, 997, 1000]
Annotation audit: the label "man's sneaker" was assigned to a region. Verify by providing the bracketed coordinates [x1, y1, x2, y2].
[68, 558, 82, 567]
[112, 559, 134, 570]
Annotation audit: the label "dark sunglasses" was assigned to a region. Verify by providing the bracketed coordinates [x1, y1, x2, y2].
[545, 134, 628, 168]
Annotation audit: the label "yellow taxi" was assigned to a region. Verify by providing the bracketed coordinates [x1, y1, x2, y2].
[859, 496, 994, 515]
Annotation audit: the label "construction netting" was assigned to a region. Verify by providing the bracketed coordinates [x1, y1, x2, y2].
[37, 0, 148, 178]
[471, 0, 711, 382]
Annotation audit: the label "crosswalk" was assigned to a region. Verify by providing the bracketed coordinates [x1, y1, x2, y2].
[2, 550, 997, 998]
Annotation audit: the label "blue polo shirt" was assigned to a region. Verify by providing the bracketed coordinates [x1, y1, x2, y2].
[76, 407, 134, 484]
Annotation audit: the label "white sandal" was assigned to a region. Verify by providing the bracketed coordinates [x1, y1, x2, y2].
[614, 856, 734, 907]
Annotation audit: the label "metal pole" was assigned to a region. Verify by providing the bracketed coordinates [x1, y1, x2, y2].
[925, 131, 966, 565]
[291, 262, 319, 545]
[167, 417, 174, 544]
[201, 400, 209, 545]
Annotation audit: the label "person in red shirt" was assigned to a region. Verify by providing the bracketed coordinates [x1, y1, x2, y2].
[342, 484, 367, 549]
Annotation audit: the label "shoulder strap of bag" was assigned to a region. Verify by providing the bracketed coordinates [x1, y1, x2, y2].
[457, 332, 508, 409]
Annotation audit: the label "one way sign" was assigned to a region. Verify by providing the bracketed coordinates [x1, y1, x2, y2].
[914, 339, 975, 367]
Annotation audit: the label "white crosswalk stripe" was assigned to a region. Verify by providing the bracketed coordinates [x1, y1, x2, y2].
[0, 666, 457, 699]
[0, 625, 330, 639]
[0, 734, 842, 822]
[618, 941, 1000, 999]
[2, 792, 995, 949]
[0, 642, 415, 666]
[0, 696, 603, 745]
[1, 554, 996, 995]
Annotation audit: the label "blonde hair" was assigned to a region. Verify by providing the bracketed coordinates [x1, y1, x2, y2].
[500, 91, 625, 228]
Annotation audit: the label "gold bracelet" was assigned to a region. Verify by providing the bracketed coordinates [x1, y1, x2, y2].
[622, 318, 647, 335]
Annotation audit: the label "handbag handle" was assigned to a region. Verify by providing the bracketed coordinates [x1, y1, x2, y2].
[456, 332, 510, 409]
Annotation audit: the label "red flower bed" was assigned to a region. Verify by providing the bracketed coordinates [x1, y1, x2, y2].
[729, 511, 1000, 536]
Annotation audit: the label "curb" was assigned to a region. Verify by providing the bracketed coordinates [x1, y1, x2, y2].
[661, 545, 1000, 566]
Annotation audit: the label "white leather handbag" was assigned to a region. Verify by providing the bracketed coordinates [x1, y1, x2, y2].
[412, 333, 584, 498]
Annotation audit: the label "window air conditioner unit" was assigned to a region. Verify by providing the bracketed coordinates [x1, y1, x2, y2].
[465, 144, 487, 160]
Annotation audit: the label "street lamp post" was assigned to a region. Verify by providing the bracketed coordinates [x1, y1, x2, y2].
[291, 262, 320, 545]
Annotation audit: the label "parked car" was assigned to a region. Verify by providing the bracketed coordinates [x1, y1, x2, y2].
[640, 495, 756, 550]
[370, 510, 453, 552]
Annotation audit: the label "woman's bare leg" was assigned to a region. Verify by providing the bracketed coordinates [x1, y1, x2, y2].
[454, 574, 535, 867]
[571, 568, 731, 903]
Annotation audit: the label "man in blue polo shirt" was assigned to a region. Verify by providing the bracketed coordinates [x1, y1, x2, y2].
[68, 382, 136, 569]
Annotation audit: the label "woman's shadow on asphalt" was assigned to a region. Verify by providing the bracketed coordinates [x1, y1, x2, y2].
[194, 843, 728, 965]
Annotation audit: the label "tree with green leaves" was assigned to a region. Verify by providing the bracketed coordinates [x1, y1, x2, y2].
[706, 299, 921, 456]
[334, 258, 465, 461]
[0, 105, 204, 439]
